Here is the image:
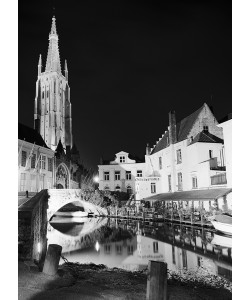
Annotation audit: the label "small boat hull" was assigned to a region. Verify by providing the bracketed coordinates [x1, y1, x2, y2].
[211, 220, 232, 235]
[212, 233, 232, 248]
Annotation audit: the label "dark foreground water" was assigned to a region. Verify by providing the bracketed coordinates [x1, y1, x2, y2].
[47, 217, 232, 281]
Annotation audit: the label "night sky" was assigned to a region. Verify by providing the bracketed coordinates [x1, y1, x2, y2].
[18, 0, 232, 170]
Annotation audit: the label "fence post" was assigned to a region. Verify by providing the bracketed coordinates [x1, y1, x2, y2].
[43, 244, 62, 276]
[146, 260, 167, 300]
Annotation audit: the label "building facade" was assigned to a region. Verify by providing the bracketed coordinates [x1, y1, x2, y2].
[135, 103, 227, 201]
[18, 123, 55, 192]
[34, 16, 73, 152]
[30, 16, 84, 190]
[98, 151, 145, 195]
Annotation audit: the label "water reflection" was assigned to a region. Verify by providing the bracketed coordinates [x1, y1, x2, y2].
[47, 217, 232, 281]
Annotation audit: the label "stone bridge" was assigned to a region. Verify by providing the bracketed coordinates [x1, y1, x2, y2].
[47, 189, 108, 221]
[18, 189, 108, 264]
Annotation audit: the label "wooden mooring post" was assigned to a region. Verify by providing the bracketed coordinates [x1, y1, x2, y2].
[146, 261, 167, 300]
[43, 244, 62, 276]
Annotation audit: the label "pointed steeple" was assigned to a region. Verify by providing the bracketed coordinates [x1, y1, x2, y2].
[45, 16, 61, 73]
[64, 59, 68, 81]
[38, 54, 42, 76]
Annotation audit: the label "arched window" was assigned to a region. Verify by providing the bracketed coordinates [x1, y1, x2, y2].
[127, 185, 132, 195]
[104, 186, 110, 191]
[115, 185, 121, 192]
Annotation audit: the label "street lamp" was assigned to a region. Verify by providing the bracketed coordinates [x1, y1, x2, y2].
[93, 176, 99, 183]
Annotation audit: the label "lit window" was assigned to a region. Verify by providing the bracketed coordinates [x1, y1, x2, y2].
[159, 157, 162, 169]
[153, 242, 158, 253]
[192, 176, 198, 189]
[104, 172, 110, 181]
[151, 183, 156, 194]
[40, 155, 46, 170]
[126, 171, 131, 180]
[137, 170, 142, 177]
[176, 149, 182, 164]
[48, 157, 53, 172]
[31, 154, 36, 169]
[21, 151, 27, 167]
[120, 156, 125, 163]
[177, 172, 183, 191]
[115, 171, 120, 180]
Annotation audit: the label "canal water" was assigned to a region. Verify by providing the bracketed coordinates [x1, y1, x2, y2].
[47, 217, 232, 281]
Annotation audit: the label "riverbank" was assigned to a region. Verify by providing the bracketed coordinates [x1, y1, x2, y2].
[19, 260, 232, 300]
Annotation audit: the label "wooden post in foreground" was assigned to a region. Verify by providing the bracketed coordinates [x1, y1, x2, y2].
[146, 260, 167, 300]
[43, 244, 62, 276]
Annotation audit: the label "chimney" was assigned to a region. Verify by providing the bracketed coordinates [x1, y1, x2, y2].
[169, 110, 177, 144]
[146, 143, 151, 155]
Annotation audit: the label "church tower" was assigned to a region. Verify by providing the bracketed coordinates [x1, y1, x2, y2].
[34, 16, 73, 151]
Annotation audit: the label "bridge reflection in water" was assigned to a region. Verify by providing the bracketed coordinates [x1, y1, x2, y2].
[47, 218, 232, 281]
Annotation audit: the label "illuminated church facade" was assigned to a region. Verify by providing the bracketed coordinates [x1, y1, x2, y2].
[18, 16, 85, 191]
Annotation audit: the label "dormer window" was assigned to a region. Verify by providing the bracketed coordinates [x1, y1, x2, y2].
[120, 156, 125, 163]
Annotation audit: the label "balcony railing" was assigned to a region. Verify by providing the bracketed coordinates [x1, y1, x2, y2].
[211, 173, 227, 185]
[209, 157, 226, 171]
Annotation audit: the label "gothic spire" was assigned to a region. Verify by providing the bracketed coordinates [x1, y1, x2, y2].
[38, 54, 42, 76]
[64, 59, 68, 81]
[45, 16, 61, 73]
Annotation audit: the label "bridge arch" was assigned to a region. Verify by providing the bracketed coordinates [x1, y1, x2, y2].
[47, 189, 108, 221]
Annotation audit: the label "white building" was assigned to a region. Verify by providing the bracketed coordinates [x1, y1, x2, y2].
[18, 123, 55, 192]
[98, 151, 145, 195]
[136, 103, 228, 200]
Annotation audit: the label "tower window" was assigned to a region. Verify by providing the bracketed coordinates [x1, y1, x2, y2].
[21, 151, 27, 167]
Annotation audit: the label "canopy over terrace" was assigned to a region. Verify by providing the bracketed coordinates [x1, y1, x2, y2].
[143, 188, 232, 203]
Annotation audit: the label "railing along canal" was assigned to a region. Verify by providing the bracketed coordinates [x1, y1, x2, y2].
[108, 207, 213, 227]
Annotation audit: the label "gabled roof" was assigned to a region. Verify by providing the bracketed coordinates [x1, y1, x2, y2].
[177, 105, 204, 142]
[151, 103, 208, 155]
[18, 123, 49, 148]
[189, 131, 224, 145]
[150, 131, 169, 155]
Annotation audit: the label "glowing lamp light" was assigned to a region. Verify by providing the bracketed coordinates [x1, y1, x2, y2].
[93, 176, 99, 183]
[37, 242, 41, 253]
[95, 241, 100, 252]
